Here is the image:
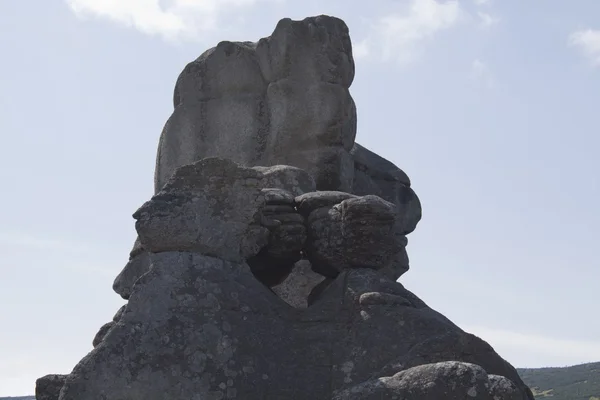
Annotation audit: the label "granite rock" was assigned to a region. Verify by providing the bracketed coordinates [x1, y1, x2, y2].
[301, 192, 404, 276]
[135, 157, 270, 261]
[332, 362, 500, 400]
[35, 374, 67, 400]
[156, 16, 356, 194]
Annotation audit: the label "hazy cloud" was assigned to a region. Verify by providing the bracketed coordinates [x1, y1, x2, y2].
[471, 58, 495, 88]
[65, 0, 279, 41]
[569, 29, 600, 67]
[477, 11, 499, 29]
[358, 0, 463, 65]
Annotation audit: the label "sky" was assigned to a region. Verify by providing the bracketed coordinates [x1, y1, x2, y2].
[1, 0, 599, 396]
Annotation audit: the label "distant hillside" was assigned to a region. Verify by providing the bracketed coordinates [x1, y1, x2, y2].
[518, 362, 600, 400]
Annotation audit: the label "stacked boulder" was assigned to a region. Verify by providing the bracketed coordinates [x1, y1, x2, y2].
[36, 15, 534, 400]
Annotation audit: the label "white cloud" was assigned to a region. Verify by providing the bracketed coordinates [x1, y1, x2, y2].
[473, 0, 491, 6]
[65, 0, 277, 40]
[477, 11, 499, 29]
[569, 29, 600, 67]
[466, 325, 600, 367]
[353, 39, 371, 59]
[470, 58, 495, 88]
[359, 0, 463, 65]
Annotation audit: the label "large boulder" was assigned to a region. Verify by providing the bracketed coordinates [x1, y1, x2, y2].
[113, 161, 316, 298]
[39, 14, 531, 400]
[154, 17, 422, 285]
[156, 15, 356, 194]
[59, 255, 532, 400]
[297, 191, 403, 277]
[57, 160, 531, 398]
[332, 362, 523, 400]
[35, 374, 68, 400]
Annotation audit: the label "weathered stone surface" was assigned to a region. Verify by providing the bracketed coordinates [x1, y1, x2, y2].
[489, 374, 528, 400]
[116, 163, 316, 297]
[272, 259, 325, 308]
[247, 189, 307, 287]
[35, 374, 67, 400]
[47, 14, 535, 400]
[92, 321, 114, 348]
[295, 190, 357, 216]
[59, 259, 532, 400]
[113, 251, 153, 299]
[256, 164, 316, 196]
[174, 41, 264, 106]
[135, 157, 270, 261]
[263, 81, 356, 191]
[155, 16, 356, 194]
[351, 143, 422, 236]
[113, 304, 127, 322]
[255, 16, 354, 86]
[380, 234, 410, 280]
[59, 252, 295, 400]
[302, 193, 404, 276]
[309, 267, 532, 399]
[332, 362, 497, 400]
[375, 330, 527, 389]
[129, 236, 145, 259]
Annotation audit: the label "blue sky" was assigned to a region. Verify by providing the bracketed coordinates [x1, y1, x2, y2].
[1, 0, 599, 396]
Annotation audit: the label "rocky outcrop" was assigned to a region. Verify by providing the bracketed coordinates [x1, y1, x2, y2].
[114, 15, 420, 305]
[35, 375, 67, 400]
[37, 15, 533, 400]
[332, 362, 524, 400]
[158, 16, 356, 194]
[50, 158, 532, 400]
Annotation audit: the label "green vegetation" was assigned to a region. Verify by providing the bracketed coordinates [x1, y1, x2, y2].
[518, 362, 600, 400]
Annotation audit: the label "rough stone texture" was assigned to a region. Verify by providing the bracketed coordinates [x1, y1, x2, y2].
[488, 374, 528, 400]
[247, 189, 307, 287]
[58, 260, 532, 400]
[156, 15, 356, 194]
[35, 374, 67, 400]
[350, 143, 422, 236]
[272, 259, 325, 308]
[153, 15, 422, 283]
[254, 164, 316, 196]
[41, 14, 534, 400]
[113, 251, 153, 299]
[113, 163, 315, 297]
[56, 157, 531, 399]
[92, 321, 114, 348]
[332, 362, 498, 400]
[135, 157, 270, 261]
[113, 304, 127, 322]
[300, 192, 404, 276]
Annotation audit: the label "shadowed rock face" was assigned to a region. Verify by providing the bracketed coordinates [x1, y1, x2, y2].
[35, 375, 67, 400]
[36, 15, 534, 400]
[157, 15, 357, 195]
[115, 14, 420, 305]
[155, 15, 420, 239]
[54, 158, 532, 400]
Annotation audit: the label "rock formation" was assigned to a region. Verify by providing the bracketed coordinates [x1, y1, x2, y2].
[36, 15, 534, 400]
